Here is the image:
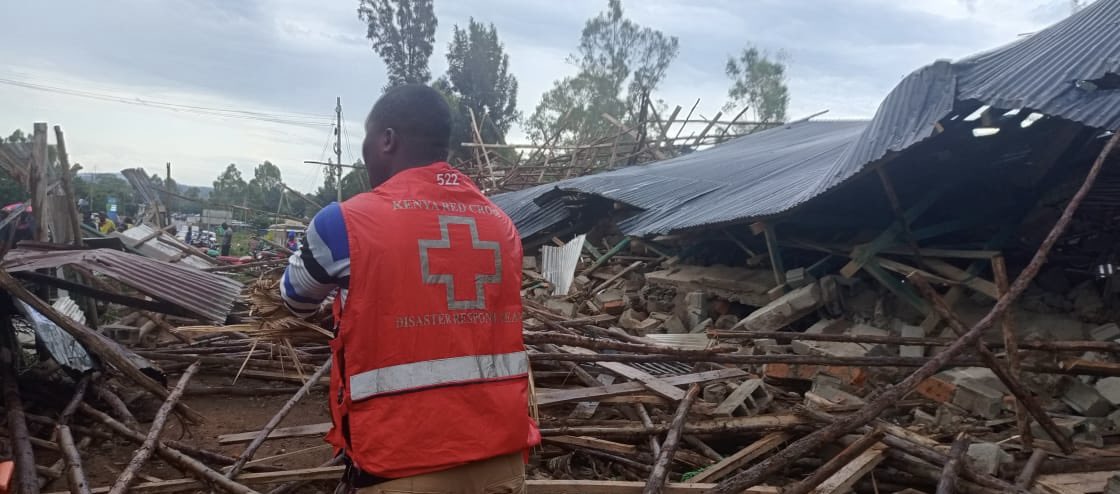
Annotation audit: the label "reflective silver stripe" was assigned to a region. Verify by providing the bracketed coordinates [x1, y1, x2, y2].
[349, 351, 528, 401]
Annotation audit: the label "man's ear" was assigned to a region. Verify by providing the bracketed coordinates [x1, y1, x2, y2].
[381, 128, 398, 154]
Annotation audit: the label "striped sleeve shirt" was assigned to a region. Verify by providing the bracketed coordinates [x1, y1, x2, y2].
[280, 202, 351, 318]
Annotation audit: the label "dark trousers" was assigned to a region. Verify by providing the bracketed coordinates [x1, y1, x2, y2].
[220, 244, 231, 256]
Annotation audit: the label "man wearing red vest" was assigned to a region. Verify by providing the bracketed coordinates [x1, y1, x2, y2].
[281, 84, 539, 493]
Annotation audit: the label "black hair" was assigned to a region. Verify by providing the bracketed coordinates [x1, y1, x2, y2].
[366, 84, 452, 161]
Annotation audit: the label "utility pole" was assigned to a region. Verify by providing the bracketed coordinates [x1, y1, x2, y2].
[335, 96, 343, 203]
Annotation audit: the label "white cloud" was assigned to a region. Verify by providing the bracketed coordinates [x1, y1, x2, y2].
[0, 0, 1075, 193]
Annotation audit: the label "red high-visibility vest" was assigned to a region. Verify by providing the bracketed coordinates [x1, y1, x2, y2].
[329, 162, 538, 479]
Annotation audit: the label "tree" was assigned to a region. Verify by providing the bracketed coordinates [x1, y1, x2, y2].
[211, 163, 247, 206]
[723, 46, 790, 124]
[528, 0, 679, 144]
[248, 160, 284, 211]
[441, 19, 519, 148]
[357, 0, 438, 88]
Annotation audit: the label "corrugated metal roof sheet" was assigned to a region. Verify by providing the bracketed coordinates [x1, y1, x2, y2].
[2, 248, 242, 323]
[495, 0, 1120, 238]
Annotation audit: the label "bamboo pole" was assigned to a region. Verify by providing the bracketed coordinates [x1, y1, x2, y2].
[993, 255, 1031, 450]
[1014, 449, 1047, 490]
[110, 362, 201, 494]
[712, 128, 1119, 494]
[2, 343, 40, 494]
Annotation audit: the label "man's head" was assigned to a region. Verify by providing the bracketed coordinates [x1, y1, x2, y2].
[362, 84, 452, 189]
[98, 212, 107, 224]
[221, 222, 229, 230]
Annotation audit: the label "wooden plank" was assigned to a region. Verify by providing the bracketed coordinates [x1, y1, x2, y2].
[535, 368, 748, 406]
[689, 432, 788, 483]
[229, 369, 330, 385]
[712, 379, 763, 417]
[524, 480, 780, 494]
[810, 443, 887, 494]
[1034, 471, 1114, 494]
[217, 423, 331, 445]
[559, 346, 685, 401]
[923, 258, 999, 299]
[545, 436, 639, 456]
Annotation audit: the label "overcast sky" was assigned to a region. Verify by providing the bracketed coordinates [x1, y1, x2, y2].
[0, 0, 1076, 192]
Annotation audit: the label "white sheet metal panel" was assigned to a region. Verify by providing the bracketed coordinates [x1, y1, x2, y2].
[541, 234, 586, 296]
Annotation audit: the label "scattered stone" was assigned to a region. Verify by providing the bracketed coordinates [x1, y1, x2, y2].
[965, 442, 1011, 476]
[703, 383, 730, 404]
[1032, 416, 1084, 443]
[1092, 323, 1120, 342]
[618, 308, 649, 332]
[1062, 378, 1113, 417]
[545, 299, 577, 318]
[684, 291, 706, 329]
[912, 408, 936, 428]
[1108, 409, 1120, 431]
[1106, 473, 1120, 494]
[899, 324, 924, 358]
[714, 314, 740, 330]
[810, 375, 865, 406]
[1095, 377, 1120, 406]
[593, 289, 626, 316]
[522, 256, 538, 271]
[644, 265, 773, 307]
[739, 283, 823, 332]
[785, 267, 816, 289]
[951, 378, 1005, 419]
[663, 315, 687, 334]
[631, 318, 661, 335]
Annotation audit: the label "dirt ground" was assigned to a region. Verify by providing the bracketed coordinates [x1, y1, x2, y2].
[44, 374, 335, 492]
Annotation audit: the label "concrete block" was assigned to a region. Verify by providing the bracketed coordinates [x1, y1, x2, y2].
[792, 339, 872, 358]
[1108, 409, 1120, 431]
[619, 308, 649, 332]
[689, 318, 712, 334]
[810, 375, 865, 406]
[951, 379, 1005, 419]
[1062, 379, 1113, 417]
[594, 289, 626, 315]
[900, 324, 925, 358]
[1095, 377, 1120, 406]
[664, 315, 687, 334]
[740, 283, 823, 332]
[965, 443, 1010, 476]
[632, 318, 661, 335]
[1093, 323, 1120, 342]
[714, 314, 740, 329]
[1031, 416, 1084, 443]
[545, 299, 577, 318]
[849, 324, 890, 356]
[522, 256, 538, 271]
[703, 383, 730, 403]
[1106, 473, 1120, 494]
[912, 408, 936, 428]
[785, 267, 816, 289]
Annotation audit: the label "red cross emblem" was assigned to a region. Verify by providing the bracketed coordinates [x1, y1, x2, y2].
[418, 215, 502, 310]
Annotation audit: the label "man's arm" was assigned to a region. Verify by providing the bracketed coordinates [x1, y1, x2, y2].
[280, 203, 351, 318]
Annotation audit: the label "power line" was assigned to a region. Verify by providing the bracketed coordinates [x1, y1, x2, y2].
[0, 76, 335, 128]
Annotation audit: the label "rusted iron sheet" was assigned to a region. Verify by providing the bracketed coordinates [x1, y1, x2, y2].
[2, 248, 242, 323]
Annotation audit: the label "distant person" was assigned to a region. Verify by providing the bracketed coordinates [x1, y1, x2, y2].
[97, 212, 116, 235]
[286, 232, 298, 251]
[185, 225, 193, 245]
[220, 222, 233, 256]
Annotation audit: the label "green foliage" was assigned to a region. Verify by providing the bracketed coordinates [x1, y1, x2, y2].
[528, 0, 679, 144]
[441, 19, 519, 148]
[357, 0, 438, 88]
[211, 163, 248, 206]
[0, 131, 29, 203]
[72, 174, 139, 217]
[248, 160, 284, 212]
[724, 46, 790, 124]
[313, 163, 368, 204]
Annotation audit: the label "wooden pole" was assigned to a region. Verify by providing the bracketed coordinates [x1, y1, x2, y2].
[110, 362, 201, 494]
[58, 373, 91, 426]
[30, 123, 49, 242]
[56, 425, 91, 494]
[92, 382, 140, 431]
[1, 341, 40, 494]
[79, 404, 260, 494]
[993, 255, 1031, 450]
[710, 330, 1120, 353]
[783, 429, 885, 494]
[712, 129, 1120, 494]
[523, 332, 735, 356]
[908, 273, 1073, 453]
[225, 358, 331, 479]
[643, 384, 700, 494]
[1014, 449, 1047, 489]
[936, 433, 970, 494]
